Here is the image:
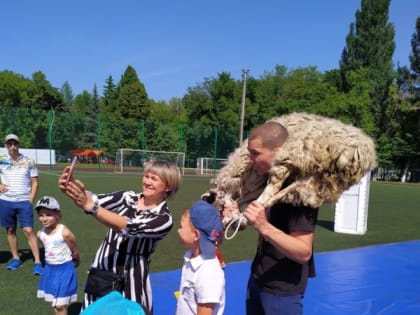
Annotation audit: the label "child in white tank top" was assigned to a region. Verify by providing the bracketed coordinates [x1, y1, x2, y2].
[35, 196, 80, 315]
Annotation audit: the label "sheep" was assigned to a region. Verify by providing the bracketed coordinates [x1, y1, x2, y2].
[208, 112, 377, 233]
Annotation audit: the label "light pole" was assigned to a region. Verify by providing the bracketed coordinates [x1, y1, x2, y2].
[239, 69, 249, 145]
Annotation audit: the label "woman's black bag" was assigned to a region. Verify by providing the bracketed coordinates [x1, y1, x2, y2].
[84, 268, 125, 297]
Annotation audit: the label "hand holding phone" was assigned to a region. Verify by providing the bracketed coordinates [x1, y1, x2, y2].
[65, 156, 77, 185]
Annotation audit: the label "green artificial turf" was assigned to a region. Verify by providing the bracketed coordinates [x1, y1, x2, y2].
[0, 170, 418, 314]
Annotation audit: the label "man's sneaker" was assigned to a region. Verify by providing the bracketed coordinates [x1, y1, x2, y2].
[7, 259, 22, 270]
[33, 262, 43, 275]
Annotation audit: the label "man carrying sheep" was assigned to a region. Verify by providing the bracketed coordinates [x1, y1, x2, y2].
[209, 113, 376, 314]
[242, 121, 318, 315]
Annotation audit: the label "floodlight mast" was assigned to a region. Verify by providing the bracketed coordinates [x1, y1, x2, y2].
[239, 69, 250, 145]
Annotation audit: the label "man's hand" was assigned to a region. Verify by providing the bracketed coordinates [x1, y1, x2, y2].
[0, 184, 9, 193]
[243, 200, 269, 232]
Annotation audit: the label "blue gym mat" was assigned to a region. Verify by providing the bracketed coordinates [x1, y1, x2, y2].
[151, 240, 420, 314]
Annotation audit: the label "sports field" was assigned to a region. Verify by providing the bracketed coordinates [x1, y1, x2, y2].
[0, 169, 419, 314]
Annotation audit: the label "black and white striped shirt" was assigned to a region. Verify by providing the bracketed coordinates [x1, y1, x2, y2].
[84, 190, 173, 314]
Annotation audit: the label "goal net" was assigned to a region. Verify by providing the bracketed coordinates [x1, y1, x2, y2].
[114, 149, 185, 175]
[196, 157, 228, 175]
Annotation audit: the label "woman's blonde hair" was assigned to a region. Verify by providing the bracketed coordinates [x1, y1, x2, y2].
[143, 160, 181, 198]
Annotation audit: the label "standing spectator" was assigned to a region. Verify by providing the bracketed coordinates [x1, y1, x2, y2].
[176, 200, 225, 315]
[35, 195, 80, 315]
[0, 134, 42, 275]
[58, 159, 181, 315]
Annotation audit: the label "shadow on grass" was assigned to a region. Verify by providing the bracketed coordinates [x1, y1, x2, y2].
[0, 248, 45, 265]
[0, 250, 12, 263]
[317, 220, 334, 231]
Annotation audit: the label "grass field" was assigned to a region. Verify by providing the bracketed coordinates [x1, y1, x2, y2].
[0, 169, 419, 314]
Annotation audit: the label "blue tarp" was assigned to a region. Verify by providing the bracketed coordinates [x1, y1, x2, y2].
[151, 240, 420, 314]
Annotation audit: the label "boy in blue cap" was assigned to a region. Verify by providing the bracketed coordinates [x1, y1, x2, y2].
[176, 200, 225, 315]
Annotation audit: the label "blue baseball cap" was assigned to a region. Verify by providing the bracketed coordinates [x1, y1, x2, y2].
[189, 200, 223, 258]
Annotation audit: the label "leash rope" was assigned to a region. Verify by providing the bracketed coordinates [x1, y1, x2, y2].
[224, 213, 247, 240]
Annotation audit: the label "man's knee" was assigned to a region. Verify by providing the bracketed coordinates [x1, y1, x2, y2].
[22, 227, 36, 238]
[6, 226, 17, 235]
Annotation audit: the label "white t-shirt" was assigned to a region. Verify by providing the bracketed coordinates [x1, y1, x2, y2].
[0, 153, 38, 202]
[176, 250, 225, 315]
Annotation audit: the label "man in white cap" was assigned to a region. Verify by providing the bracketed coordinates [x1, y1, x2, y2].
[0, 134, 42, 275]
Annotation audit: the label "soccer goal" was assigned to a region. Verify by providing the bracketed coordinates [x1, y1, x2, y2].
[114, 149, 185, 175]
[196, 157, 228, 175]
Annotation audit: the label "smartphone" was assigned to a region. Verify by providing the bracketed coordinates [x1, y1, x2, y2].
[65, 156, 78, 185]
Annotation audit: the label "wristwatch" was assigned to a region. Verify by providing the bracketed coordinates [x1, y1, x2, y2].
[85, 193, 99, 215]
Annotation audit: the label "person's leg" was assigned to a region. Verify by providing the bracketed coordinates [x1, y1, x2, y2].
[18, 201, 41, 263]
[22, 226, 41, 262]
[54, 305, 68, 315]
[6, 226, 20, 259]
[0, 200, 20, 260]
[246, 276, 265, 315]
[260, 290, 303, 315]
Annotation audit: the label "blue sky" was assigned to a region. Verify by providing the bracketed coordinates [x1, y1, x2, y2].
[1, 1, 418, 102]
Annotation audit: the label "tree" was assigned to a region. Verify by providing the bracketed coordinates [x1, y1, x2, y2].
[60, 81, 74, 110]
[100, 75, 117, 116]
[116, 66, 150, 120]
[183, 72, 240, 158]
[340, 0, 395, 139]
[79, 84, 100, 149]
[0, 71, 34, 107]
[409, 17, 420, 101]
[31, 71, 63, 110]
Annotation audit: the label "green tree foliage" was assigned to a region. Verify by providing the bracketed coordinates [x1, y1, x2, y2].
[409, 17, 420, 82]
[340, 0, 395, 137]
[79, 84, 100, 149]
[388, 17, 420, 176]
[116, 66, 150, 120]
[50, 110, 85, 153]
[183, 72, 240, 159]
[250, 65, 288, 125]
[95, 66, 152, 155]
[0, 71, 33, 107]
[0, 70, 63, 109]
[335, 68, 376, 134]
[100, 75, 117, 117]
[60, 81, 74, 110]
[31, 71, 63, 110]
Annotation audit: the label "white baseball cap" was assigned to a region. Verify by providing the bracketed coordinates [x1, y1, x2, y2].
[34, 196, 61, 212]
[4, 134, 19, 143]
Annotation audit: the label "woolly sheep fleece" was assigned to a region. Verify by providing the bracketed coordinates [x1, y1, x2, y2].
[212, 112, 377, 224]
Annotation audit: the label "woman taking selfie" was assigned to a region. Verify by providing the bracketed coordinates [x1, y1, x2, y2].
[58, 160, 181, 315]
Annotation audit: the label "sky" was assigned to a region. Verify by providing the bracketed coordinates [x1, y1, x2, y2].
[1, 1, 419, 102]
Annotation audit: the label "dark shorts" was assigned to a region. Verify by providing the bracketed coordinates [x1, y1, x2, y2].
[246, 276, 303, 315]
[0, 199, 34, 228]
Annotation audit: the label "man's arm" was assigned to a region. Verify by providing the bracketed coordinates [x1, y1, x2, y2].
[30, 177, 39, 203]
[244, 200, 314, 264]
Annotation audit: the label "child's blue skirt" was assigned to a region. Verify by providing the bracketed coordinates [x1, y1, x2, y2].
[37, 260, 78, 306]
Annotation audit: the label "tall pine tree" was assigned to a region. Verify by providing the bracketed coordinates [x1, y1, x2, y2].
[340, 0, 395, 138]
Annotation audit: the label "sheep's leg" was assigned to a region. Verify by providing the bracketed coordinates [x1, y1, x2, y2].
[259, 176, 313, 207]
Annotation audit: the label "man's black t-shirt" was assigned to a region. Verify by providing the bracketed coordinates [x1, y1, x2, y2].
[251, 202, 319, 295]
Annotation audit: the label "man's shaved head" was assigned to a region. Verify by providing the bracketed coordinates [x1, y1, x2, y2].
[249, 121, 288, 149]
